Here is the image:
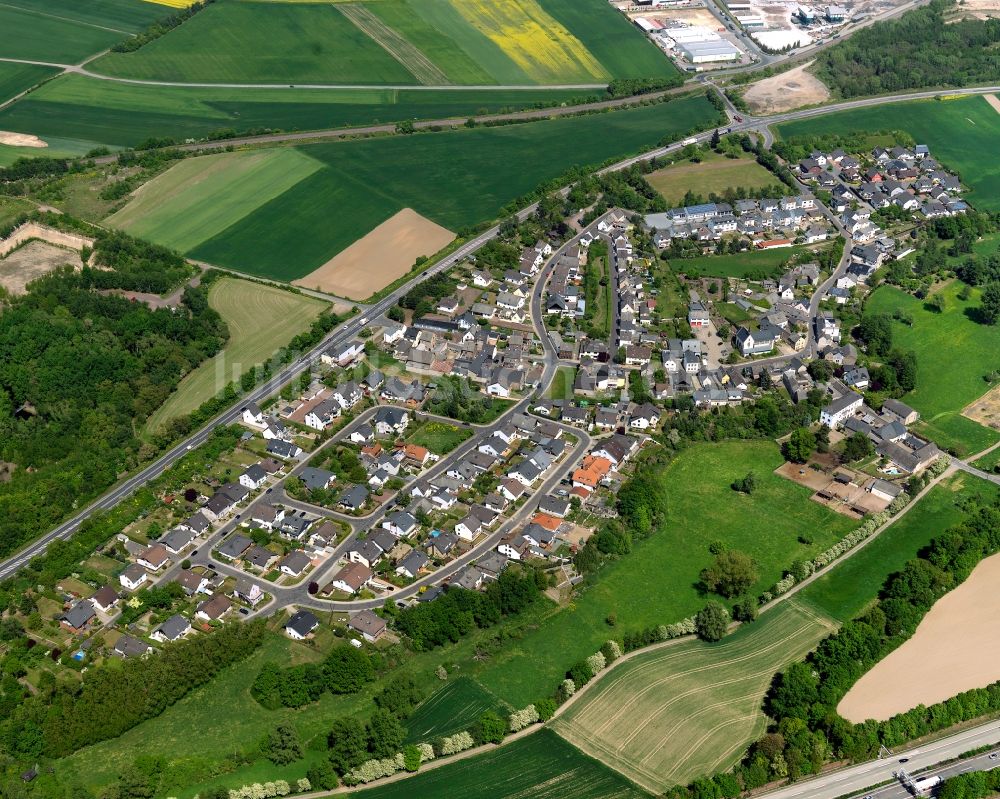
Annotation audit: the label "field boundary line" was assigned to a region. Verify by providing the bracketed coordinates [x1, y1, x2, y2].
[337, 3, 451, 86]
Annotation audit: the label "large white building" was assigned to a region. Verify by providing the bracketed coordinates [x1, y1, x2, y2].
[679, 39, 741, 62]
[820, 392, 864, 429]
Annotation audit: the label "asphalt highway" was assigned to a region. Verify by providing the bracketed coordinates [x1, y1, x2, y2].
[761, 721, 1000, 799]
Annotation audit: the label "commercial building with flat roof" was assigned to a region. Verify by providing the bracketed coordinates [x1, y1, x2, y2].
[679, 39, 741, 63]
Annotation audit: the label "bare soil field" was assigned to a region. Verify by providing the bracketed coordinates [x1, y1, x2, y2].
[0, 240, 76, 295]
[985, 94, 1000, 115]
[838, 552, 1000, 723]
[0, 131, 45, 148]
[962, 382, 1000, 429]
[743, 62, 831, 114]
[292, 208, 454, 300]
[946, 0, 1000, 20]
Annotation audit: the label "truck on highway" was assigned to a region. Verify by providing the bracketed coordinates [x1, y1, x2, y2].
[681, 137, 698, 145]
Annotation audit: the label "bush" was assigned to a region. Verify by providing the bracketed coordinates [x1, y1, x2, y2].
[695, 602, 730, 642]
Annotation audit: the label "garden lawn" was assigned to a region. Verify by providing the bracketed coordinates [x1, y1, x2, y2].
[355, 729, 649, 799]
[645, 151, 780, 206]
[548, 366, 576, 400]
[776, 95, 1000, 211]
[798, 472, 999, 622]
[190, 95, 720, 280]
[406, 421, 472, 454]
[403, 676, 511, 744]
[106, 149, 323, 254]
[0, 74, 595, 150]
[0, 62, 57, 105]
[670, 246, 810, 279]
[92, 1, 416, 84]
[552, 599, 836, 792]
[471, 440, 856, 708]
[144, 278, 327, 431]
[866, 280, 1000, 456]
[0, 5, 124, 63]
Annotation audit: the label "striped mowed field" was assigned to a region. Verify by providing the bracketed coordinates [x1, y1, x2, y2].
[551, 601, 837, 793]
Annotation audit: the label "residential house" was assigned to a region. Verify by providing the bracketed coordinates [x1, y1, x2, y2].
[266, 439, 303, 460]
[820, 392, 864, 429]
[91, 585, 119, 613]
[304, 399, 341, 431]
[137, 543, 170, 572]
[217, 534, 253, 561]
[285, 609, 319, 640]
[119, 563, 148, 591]
[279, 550, 312, 577]
[330, 562, 373, 595]
[151, 614, 192, 643]
[61, 600, 96, 633]
[348, 609, 387, 643]
[373, 406, 409, 437]
[196, 594, 232, 622]
[395, 550, 429, 579]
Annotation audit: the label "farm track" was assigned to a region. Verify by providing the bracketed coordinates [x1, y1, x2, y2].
[337, 4, 451, 86]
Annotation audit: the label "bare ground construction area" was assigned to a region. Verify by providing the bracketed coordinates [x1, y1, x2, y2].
[0, 240, 77, 295]
[742, 62, 831, 114]
[962, 383, 1000, 429]
[292, 208, 454, 300]
[0, 131, 46, 148]
[838, 552, 1000, 723]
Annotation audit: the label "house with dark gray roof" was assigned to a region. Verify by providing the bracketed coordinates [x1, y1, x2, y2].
[395, 550, 428, 579]
[300, 467, 336, 492]
[217, 534, 253, 561]
[114, 634, 152, 659]
[151, 614, 192, 643]
[279, 550, 312, 577]
[61, 600, 96, 632]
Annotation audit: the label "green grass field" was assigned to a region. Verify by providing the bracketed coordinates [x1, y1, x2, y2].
[798, 472, 999, 622]
[552, 600, 836, 792]
[355, 729, 649, 799]
[646, 151, 779, 206]
[145, 278, 327, 431]
[406, 421, 472, 454]
[866, 280, 1000, 455]
[548, 366, 575, 400]
[403, 676, 511, 744]
[0, 75, 592, 153]
[776, 95, 1000, 211]
[0, 4, 127, 64]
[93, 1, 416, 85]
[0, 196, 34, 230]
[186, 95, 719, 280]
[5, 0, 165, 33]
[0, 62, 57, 105]
[670, 246, 811, 279]
[471, 440, 856, 708]
[106, 149, 323, 253]
[89, 0, 675, 86]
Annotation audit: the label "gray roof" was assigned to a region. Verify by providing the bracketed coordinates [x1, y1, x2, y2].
[218, 534, 253, 560]
[160, 527, 195, 553]
[300, 466, 336, 491]
[62, 600, 96, 630]
[114, 634, 151, 658]
[156, 614, 191, 641]
[279, 550, 312, 575]
[286, 610, 319, 637]
[397, 550, 429, 576]
[340, 484, 369, 509]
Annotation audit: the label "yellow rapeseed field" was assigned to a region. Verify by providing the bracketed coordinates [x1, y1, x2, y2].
[452, 0, 608, 83]
[142, 0, 198, 7]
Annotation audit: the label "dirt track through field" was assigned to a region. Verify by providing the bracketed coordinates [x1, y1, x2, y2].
[338, 4, 450, 85]
[293, 208, 454, 300]
[838, 551, 1000, 723]
[985, 94, 1000, 115]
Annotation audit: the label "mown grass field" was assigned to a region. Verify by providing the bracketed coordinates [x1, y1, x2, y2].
[646, 151, 779, 206]
[776, 95, 1000, 211]
[866, 280, 1000, 456]
[403, 676, 511, 744]
[406, 421, 472, 454]
[0, 74, 591, 151]
[669, 246, 810, 279]
[89, 0, 675, 86]
[187, 95, 720, 280]
[472, 440, 856, 708]
[548, 365, 575, 400]
[798, 472, 999, 622]
[0, 62, 57, 105]
[552, 600, 836, 792]
[145, 278, 327, 431]
[355, 729, 649, 799]
[106, 149, 323, 253]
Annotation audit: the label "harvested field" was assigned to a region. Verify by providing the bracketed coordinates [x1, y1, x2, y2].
[0, 240, 77, 295]
[552, 600, 837, 792]
[742, 62, 830, 114]
[292, 208, 453, 300]
[838, 551, 1000, 723]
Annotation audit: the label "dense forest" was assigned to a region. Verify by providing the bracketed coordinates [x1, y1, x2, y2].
[0, 233, 227, 559]
[813, 0, 1000, 97]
